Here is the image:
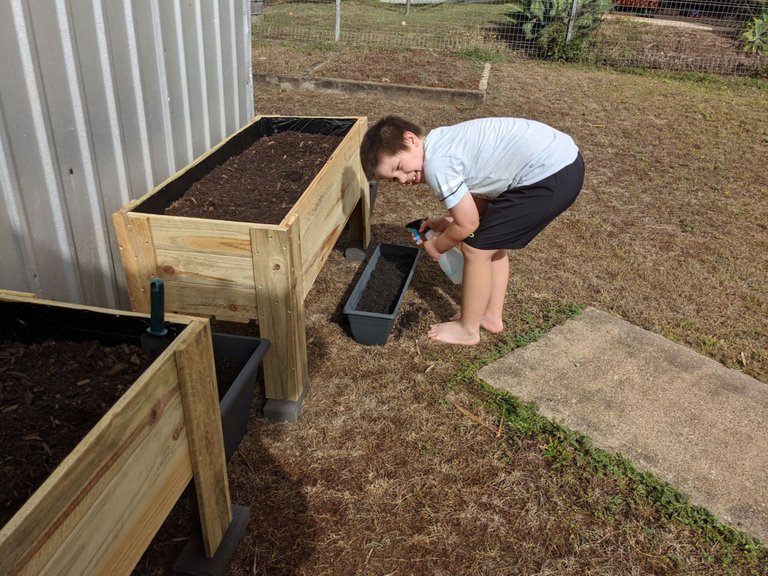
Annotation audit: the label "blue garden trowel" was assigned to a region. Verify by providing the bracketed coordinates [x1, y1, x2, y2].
[141, 277, 170, 356]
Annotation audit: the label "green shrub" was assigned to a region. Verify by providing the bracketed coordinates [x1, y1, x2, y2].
[506, 0, 613, 60]
[742, 10, 768, 54]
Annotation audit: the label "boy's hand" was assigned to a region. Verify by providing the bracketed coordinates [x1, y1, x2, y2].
[422, 236, 443, 260]
[420, 216, 451, 235]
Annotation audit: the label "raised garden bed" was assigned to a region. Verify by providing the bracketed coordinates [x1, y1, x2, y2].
[343, 243, 420, 345]
[0, 293, 234, 575]
[252, 46, 490, 105]
[113, 115, 370, 421]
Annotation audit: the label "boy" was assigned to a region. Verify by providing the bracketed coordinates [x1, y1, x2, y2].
[359, 115, 584, 345]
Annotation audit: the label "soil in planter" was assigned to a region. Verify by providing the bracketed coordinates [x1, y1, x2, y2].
[163, 131, 342, 225]
[357, 251, 416, 314]
[0, 339, 154, 527]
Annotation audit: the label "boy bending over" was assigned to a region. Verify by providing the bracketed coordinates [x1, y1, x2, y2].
[360, 116, 584, 345]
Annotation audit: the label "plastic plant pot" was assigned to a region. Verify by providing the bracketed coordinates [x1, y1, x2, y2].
[343, 243, 420, 345]
[211, 333, 270, 463]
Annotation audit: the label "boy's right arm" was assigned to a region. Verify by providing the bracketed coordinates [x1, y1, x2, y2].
[420, 216, 452, 235]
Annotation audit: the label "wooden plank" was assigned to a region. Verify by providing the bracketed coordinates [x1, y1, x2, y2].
[39, 394, 191, 575]
[150, 215, 253, 255]
[163, 279, 258, 322]
[251, 222, 308, 401]
[155, 248, 256, 287]
[0, 289, 36, 298]
[0, 350, 189, 575]
[342, 119, 372, 250]
[289, 117, 369, 297]
[295, 160, 348, 295]
[0, 292, 205, 327]
[174, 320, 232, 557]
[112, 212, 158, 312]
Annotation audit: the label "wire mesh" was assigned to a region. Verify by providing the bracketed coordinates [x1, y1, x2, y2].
[251, 0, 768, 76]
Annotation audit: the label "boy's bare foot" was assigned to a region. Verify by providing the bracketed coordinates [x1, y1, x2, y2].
[428, 321, 480, 345]
[449, 312, 503, 334]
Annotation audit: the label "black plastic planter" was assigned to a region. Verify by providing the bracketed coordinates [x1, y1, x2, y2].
[343, 243, 420, 345]
[211, 333, 270, 463]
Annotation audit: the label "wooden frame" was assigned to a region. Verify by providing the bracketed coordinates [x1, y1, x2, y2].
[113, 115, 370, 405]
[0, 293, 231, 575]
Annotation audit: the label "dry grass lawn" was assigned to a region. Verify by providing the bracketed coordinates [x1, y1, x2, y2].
[137, 43, 768, 575]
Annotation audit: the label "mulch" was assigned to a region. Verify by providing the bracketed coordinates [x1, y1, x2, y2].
[164, 131, 343, 225]
[0, 339, 153, 527]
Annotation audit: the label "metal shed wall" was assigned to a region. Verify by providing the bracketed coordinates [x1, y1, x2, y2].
[0, 0, 254, 309]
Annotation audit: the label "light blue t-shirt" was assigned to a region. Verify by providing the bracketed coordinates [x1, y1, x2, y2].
[422, 117, 579, 209]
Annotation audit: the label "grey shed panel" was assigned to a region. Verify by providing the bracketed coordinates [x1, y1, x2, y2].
[0, 0, 254, 309]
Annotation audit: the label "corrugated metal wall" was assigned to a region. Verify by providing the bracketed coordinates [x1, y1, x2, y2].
[0, 0, 254, 309]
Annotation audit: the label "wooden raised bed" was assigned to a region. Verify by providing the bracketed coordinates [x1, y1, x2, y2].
[0, 292, 232, 575]
[113, 115, 370, 416]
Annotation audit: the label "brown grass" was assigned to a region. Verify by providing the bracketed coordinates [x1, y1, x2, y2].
[140, 44, 768, 575]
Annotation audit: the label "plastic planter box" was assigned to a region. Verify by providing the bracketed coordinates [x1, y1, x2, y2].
[343, 243, 420, 345]
[212, 333, 270, 462]
[0, 293, 233, 574]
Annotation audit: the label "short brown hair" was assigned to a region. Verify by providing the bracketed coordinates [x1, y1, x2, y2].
[359, 115, 425, 180]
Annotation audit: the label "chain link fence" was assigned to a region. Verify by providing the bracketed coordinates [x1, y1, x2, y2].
[251, 0, 768, 76]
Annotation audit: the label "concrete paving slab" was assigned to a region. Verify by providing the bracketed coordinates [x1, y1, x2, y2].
[477, 307, 768, 542]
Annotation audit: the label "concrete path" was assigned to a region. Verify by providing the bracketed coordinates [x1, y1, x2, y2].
[477, 307, 768, 542]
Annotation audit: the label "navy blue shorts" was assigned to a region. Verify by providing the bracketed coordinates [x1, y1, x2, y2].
[463, 152, 584, 250]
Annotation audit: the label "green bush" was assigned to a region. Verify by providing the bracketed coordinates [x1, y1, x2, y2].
[742, 10, 768, 54]
[506, 0, 613, 60]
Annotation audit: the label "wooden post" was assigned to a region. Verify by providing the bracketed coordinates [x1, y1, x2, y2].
[174, 320, 232, 557]
[345, 159, 372, 250]
[112, 211, 157, 313]
[250, 220, 308, 402]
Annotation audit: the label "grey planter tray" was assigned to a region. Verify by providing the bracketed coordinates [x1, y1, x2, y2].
[343, 243, 420, 345]
[211, 333, 270, 462]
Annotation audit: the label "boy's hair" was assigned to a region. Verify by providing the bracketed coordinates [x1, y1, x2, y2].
[359, 115, 425, 180]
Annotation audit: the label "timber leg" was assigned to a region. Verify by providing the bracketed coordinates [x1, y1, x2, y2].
[250, 225, 309, 421]
[344, 178, 374, 260]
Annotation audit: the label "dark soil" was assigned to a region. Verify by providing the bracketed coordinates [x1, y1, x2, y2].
[164, 131, 342, 225]
[393, 302, 428, 338]
[0, 339, 154, 527]
[357, 249, 417, 315]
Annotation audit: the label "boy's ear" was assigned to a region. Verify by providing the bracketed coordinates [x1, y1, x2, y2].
[403, 131, 420, 147]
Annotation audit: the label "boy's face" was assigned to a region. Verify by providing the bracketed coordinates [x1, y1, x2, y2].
[375, 131, 424, 186]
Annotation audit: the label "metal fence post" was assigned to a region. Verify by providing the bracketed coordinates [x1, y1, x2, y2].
[335, 0, 341, 41]
[566, 0, 579, 43]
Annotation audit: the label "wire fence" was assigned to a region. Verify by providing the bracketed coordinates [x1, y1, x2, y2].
[251, 0, 768, 76]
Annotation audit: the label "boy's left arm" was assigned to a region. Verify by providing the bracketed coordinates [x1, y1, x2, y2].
[424, 194, 479, 259]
